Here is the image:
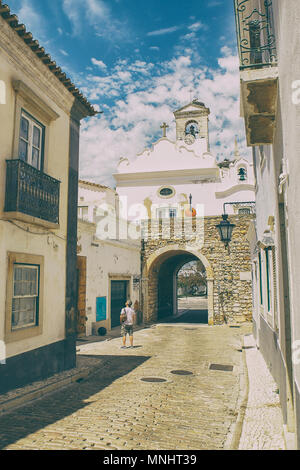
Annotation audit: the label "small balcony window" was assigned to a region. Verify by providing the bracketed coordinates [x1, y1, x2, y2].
[19, 110, 44, 171]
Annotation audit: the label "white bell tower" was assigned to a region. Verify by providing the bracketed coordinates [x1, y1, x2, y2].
[173, 99, 210, 151]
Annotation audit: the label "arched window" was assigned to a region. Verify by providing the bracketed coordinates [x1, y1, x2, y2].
[238, 166, 247, 181]
[185, 121, 199, 137]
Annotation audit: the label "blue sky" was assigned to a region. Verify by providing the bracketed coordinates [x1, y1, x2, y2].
[7, 0, 250, 187]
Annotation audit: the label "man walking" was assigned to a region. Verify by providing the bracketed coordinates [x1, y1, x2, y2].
[120, 300, 136, 349]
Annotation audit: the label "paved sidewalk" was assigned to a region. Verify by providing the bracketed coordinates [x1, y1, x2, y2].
[238, 334, 286, 450]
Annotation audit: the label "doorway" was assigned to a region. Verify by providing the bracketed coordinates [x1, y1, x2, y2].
[110, 280, 129, 328]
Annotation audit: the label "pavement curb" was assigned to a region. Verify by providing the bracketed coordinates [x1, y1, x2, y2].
[224, 334, 250, 450]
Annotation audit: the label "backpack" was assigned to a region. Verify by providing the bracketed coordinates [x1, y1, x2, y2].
[120, 308, 127, 323]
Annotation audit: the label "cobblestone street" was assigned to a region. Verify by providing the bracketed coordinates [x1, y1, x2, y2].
[0, 316, 252, 450]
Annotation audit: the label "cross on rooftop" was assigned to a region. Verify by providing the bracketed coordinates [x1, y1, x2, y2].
[160, 122, 169, 138]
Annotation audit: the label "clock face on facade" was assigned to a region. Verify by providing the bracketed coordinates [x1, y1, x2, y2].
[184, 134, 195, 145]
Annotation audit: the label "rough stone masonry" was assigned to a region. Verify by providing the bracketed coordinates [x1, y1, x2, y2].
[141, 214, 254, 325]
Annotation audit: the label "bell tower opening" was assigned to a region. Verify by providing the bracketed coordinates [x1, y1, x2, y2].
[174, 99, 210, 151]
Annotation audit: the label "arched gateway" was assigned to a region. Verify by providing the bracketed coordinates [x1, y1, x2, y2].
[140, 213, 254, 325]
[143, 244, 214, 325]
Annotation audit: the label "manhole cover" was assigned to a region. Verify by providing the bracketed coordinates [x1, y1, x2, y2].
[209, 364, 234, 372]
[171, 370, 193, 376]
[140, 377, 167, 383]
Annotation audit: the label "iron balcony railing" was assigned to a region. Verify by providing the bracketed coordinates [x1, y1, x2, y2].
[4, 159, 60, 225]
[234, 0, 277, 69]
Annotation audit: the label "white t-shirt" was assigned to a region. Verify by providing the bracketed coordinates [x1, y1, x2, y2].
[122, 307, 135, 325]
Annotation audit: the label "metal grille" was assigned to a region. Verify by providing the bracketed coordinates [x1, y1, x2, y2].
[5, 159, 60, 224]
[209, 364, 234, 372]
[234, 0, 277, 69]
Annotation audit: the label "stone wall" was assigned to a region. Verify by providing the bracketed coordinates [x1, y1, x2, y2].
[141, 214, 254, 324]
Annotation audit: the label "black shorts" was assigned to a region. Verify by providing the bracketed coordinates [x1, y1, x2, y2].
[121, 324, 133, 336]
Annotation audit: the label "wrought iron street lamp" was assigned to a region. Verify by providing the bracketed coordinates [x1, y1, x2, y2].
[216, 214, 236, 248]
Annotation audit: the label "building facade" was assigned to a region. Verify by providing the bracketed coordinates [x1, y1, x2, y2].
[234, 0, 300, 448]
[115, 101, 256, 325]
[77, 180, 141, 336]
[0, 3, 96, 393]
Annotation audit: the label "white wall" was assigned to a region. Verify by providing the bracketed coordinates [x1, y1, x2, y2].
[78, 183, 141, 334]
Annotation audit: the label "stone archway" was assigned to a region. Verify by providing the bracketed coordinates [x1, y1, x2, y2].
[142, 244, 214, 325]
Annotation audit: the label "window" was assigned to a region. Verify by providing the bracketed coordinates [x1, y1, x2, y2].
[19, 111, 44, 170]
[78, 206, 89, 221]
[5, 253, 44, 343]
[239, 208, 251, 215]
[160, 188, 173, 197]
[158, 186, 175, 198]
[249, 20, 263, 65]
[12, 264, 39, 330]
[157, 207, 177, 219]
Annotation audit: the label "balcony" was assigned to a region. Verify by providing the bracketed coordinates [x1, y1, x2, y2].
[4, 159, 60, 228]
[234, 0, 279, 146]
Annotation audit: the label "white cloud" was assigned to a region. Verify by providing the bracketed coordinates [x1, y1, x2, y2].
[60, 49, 69, 56]
[79, 48, 251, 187]
[91, 58, 107, 70]
[62, 0, 128, 40]
[15, 0, 46, 41]
[207, 0, 223, 6]
[188, 21, 208, 32]
[147, 26, 181, 37]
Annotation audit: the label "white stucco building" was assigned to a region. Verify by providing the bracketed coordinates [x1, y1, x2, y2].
[77, 180, 141, 336]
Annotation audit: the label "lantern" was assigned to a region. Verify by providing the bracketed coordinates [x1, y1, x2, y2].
[216, 214, 235, 247]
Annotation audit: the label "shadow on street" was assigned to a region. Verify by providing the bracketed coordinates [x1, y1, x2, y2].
[0, 354, 150, 450]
